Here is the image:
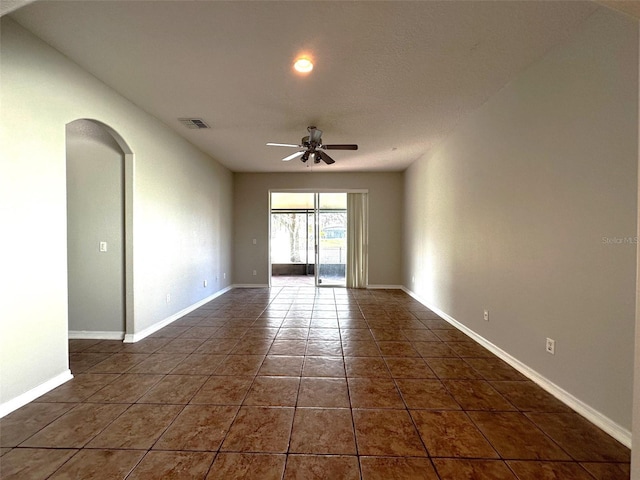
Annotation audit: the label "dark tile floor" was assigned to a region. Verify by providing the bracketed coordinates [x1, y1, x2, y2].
[0, 288, 631, 479]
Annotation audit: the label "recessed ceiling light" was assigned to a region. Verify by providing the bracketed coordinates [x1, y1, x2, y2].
[294, 57, 313, 74]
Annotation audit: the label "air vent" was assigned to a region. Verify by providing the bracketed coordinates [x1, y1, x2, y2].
[178, 118, 210, 129]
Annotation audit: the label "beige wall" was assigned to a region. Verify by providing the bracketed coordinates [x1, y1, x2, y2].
[632, 21, 640, 479]
[404, 7, 638, 436]
[233, 172, 403, 286]
[1, 17, 233, 413]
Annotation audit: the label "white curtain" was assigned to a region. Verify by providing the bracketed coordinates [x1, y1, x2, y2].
[346, 192, 368, 288]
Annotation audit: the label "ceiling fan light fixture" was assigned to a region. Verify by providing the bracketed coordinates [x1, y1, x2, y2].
[293, 57, 313, 74]
[301, 151, 310, 162]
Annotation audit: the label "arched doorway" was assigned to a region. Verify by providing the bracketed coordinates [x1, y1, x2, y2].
[66, 119, 134, 345]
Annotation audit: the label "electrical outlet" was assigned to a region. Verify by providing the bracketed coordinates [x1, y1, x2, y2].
[483, 310, 489, 322]
[252, 270, 257, 276]
[203, 280, 207, 287]
[545, 337, 555, 355]
[166, 293, 171, 304]
[223, 273, 226, 279]
[99, 241, 108, 252]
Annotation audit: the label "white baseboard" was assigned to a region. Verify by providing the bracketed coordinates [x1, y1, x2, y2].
[402, 286, 632, 448]
[239, 284, 404, 290]
[0, 370, 73, 418]
[68, 331, 125, 340]
[124, 286, 233, 343]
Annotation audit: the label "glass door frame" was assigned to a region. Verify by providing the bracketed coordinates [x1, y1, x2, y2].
[270, 207, 315, 276]
[315, 193, 347, 287]
[269, 189, 364, 288]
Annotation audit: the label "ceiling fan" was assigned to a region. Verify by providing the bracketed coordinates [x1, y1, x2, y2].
[267, 126, 358, 165]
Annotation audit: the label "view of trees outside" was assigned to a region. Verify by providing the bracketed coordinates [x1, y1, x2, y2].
[271, 211, 346, 264]
[271, 212, 313, 263]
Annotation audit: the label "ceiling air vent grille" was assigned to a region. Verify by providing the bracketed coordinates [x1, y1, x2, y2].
[178, 118, 210, 129]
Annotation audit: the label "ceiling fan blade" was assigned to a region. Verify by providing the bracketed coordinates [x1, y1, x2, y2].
[317, 150, 335, 165]
[267, 142, 302, 148]
[308, 126, 323, 144]
[282, 151, 305, 162]
[323, 144, 358, 150]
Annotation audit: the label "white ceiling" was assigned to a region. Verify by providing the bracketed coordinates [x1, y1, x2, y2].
[9, 1, 606, 173]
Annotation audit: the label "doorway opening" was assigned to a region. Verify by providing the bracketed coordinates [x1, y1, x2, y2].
[270, 192, 348, 287]
[66, 119, 135, 354]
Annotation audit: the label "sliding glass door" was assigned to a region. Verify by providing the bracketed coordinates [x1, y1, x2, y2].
[270, 192, 347, 287]
[316, 193, 347, 286]
[271, 193, 315, 282]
